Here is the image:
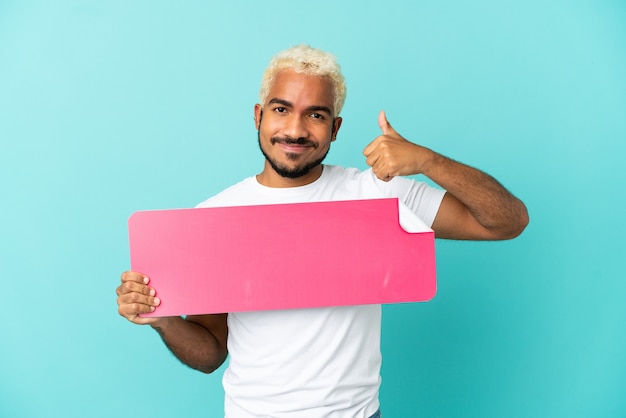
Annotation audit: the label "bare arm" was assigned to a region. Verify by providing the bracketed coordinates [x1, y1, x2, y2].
[151, 314, 228, 374]
[363, 111, 529, 240]
[117, 271, 228, 373]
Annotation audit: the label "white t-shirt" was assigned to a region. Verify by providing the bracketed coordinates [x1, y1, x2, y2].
[197, 165, 446, 418]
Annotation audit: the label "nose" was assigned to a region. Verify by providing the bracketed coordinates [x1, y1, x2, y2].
[282, 115, 309, 139]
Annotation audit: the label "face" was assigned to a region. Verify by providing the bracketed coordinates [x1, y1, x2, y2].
[254, 70, 342, 187]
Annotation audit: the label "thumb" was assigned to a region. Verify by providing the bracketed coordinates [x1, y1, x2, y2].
[378, 110, 394, 135]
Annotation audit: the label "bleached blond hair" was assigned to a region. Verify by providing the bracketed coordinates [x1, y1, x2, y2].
[259, 45, 346, 117]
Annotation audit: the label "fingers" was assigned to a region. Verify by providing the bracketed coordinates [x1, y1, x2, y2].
[363, 112, 396, 180]
[118, 271, 151, 294]
[378, 109, 399, 137]
[120, 270, 149, 286]
[365, 110, 414, 181]
[370, 161, 395, 182]
[364, 110, 398, 157]
[117, 271, 161, 324]
[364, 151, 392, 181]
[363, 139, 376, 158]
[378, 110, 390, 135]
[363, 145, 393, 181]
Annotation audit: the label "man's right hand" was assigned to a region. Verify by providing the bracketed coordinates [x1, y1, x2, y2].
[116, 271, 162, 325]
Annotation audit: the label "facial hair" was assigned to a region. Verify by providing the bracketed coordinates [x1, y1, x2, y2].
[258, 131, 330, 179]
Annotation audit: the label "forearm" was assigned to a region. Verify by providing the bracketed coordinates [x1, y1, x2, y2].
[151, 316, 228, 374]
[421, 148, 529, 239]
[364, 111, 528, 240]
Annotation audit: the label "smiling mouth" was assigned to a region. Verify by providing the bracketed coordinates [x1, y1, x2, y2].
[278, 143, 312, 154]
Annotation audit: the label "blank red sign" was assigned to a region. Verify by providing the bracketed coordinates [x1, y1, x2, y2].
[128, 198, 436, 316]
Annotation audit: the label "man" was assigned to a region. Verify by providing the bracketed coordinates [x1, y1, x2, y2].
[117, 45, 528, 418]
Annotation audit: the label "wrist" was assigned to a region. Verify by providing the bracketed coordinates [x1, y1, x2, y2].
[415, 146, 438, 176]
[150, 316, 181, 333]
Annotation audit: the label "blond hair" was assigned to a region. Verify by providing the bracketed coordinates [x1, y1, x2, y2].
[259, 45, 346, 117]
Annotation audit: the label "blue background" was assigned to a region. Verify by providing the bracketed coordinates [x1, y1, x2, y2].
[1, 1, 625, 417]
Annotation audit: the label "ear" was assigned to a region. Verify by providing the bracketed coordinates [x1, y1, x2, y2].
[331, 117, 343, 141]
[254, 104, 262, 130]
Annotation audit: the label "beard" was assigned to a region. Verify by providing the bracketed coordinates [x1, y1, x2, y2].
[258, 131, 330, 179]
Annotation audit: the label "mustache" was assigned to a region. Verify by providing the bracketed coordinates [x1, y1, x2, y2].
[270, 136, 317, 147]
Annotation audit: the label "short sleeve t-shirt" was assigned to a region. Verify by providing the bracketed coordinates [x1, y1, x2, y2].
[196, 165, 445, 418]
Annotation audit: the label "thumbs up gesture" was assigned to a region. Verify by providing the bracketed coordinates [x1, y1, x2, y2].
[363, 110, 432, 182]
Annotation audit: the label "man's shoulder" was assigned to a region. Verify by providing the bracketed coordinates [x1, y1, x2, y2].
[195, 176, 257, 208]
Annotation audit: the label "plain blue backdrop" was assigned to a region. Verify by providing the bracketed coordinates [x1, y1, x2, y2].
[1, 1, 624, 417]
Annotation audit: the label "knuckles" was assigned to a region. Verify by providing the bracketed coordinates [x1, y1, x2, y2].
[122, 281, 135, 293]
[128, 292, 142, 303]
[117, 271, 153, 322]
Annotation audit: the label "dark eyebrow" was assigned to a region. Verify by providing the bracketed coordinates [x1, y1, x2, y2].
[268, 98, 293, 108]
[306, 105, 332, 116]
[267, 98, 332, 116]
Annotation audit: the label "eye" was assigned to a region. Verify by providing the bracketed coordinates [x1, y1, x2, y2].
[273, 106, 287, 113]
[310, 112, 324, 120]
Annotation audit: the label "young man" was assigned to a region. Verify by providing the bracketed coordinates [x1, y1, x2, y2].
[117, 45, 528, 418]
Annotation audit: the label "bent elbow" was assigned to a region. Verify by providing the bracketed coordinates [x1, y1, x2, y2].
[190, 351, 229, 375]
[196, 357, 227, 374]
[198, 365, 220, 374]
[504, 205, 530, 240]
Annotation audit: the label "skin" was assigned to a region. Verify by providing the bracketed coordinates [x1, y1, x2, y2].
[116, 69, 529, 373]
[365, 111, 529, 240]
[254, 70, 342, 188]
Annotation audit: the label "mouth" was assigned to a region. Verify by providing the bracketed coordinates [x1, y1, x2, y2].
[271, 137, 316, 154]
[278, 143, 312, 154]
